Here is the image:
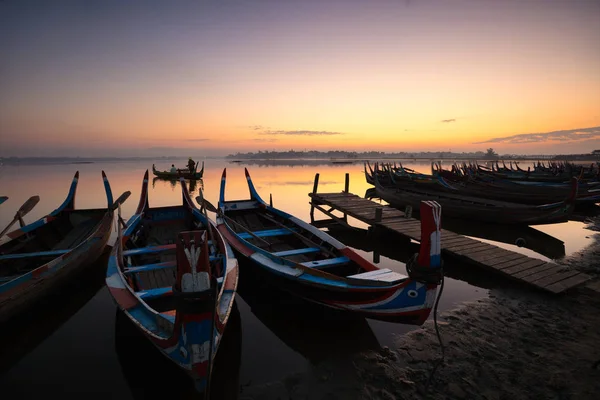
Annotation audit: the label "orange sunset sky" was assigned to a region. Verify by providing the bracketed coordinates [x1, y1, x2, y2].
[1, 0, 599, 157]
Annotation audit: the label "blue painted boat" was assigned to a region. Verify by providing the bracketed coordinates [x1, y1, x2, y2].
[106, 170, 239, 393]
[0, 196, 7, 205]
[0, 171, 130, 323]
[215, 168, 443, 324]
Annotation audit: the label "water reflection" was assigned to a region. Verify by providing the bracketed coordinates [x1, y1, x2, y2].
[0, 250, 108, 374]
[151, 177, 204, 196]
[0, 159, 594, 396]
[114, 301, 242, 400]
[237, 259, 381, 365]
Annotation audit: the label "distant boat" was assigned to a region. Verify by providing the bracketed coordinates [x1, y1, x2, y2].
[0, 171, 130, 323]
[152, 161, 204, 180]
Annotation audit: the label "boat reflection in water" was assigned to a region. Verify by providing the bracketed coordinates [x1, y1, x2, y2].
[114, 301, 242, 400]
[365, 188, 566, 260]
[237, 261, 381, 365]
[0, 250, 109, 375]
[152, 177, 203, 196]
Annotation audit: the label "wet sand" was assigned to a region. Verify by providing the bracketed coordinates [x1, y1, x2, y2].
[240, 217, 600, 400]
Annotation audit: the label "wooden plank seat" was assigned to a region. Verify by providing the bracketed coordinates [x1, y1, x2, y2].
[123, 244, 176, 257]
[301, 256, 350, 269]
[138, 287, 172, 300]
[0, 249, 70, 261]
[137, 277, 225, 300]
[238, 228, 297, 240]
[273, 247, 321, 257]
[347, 268, 408, 283]
[124, 255, 223, 274]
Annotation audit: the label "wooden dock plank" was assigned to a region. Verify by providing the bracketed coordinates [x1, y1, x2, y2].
[517, 265, 568, 284]
[499, 259, 549, 275]
[494, 257, 545, 271]
[309, 192, 589, 294]
[452, 244, 497, 257]
[529, 270, 581, 287]
[544, 273, 592, 293]
[445, 242, 492, 253]
[511, 262, 557, 279]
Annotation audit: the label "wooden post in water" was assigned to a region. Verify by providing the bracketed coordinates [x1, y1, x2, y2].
[343, 173, 349, 223]
[344, 173, 349, 193]
[375, 207, 383, 223]
[310, 173, 320, 223]
[373, 251, 380, 264]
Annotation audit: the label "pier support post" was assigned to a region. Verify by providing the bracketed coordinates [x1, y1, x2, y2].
[310, 173, 320, 222]
[344, 173, 349, 193]
[375, 207, 382, 223]
[343, 173, 350, 223]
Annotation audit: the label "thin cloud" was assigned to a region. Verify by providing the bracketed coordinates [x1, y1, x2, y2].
[441, 119, 456, 123]
[249, 125, 268, 130]
[260, 130, 344, 136]
[253, 138, 278, 142]
[184, 138, 210, 142]
[473, 126, 600, 144]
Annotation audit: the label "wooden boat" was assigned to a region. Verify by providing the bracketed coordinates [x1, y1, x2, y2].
[0, 171, 129, 323]
[366, 162, 600, 206]
[152, 161, 205, 180]
[106, 170, 239, 393]
[373, 171, 578, 225]
[212, 168, 443, 323]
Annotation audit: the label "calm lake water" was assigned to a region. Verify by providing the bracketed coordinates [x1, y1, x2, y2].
[0, 158, 596, 398]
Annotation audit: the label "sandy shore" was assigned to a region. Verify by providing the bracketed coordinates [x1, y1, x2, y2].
[240, 217, 600, 400]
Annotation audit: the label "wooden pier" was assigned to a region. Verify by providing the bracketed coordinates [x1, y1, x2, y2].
[308, 173, 592, 294]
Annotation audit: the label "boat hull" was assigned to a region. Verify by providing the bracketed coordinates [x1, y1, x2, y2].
[0, 215, 111, 323]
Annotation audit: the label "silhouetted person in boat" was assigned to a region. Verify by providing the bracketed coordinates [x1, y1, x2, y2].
[187, 157, 196, 172]
[170, 164, 177, 173]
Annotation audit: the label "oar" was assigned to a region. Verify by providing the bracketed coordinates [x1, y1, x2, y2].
[196, 189, 217, 254]
[0, 195, 40, 238]
[111, 191, 132, 228]
[111, 191, 132, 211]
[195, 196, 272, 248]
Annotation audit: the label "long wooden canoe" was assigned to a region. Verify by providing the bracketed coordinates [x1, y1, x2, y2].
[216, 167, 443, 323]
[106, 170, 238, 393]
[0, 171, 130, 323]
[373, 171, 578, 225]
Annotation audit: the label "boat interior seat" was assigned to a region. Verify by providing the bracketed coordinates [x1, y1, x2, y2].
[123, 243, 177, 257]
[301, 256, 350, 269]
[272, 247, 321, 257]
[0, 249, 70, 261]
[237, 228, 297, 240]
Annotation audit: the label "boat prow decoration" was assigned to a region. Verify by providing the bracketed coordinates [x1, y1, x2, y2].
[244, 168, 267, 205]
[136, 170, 150, 214]
[50, 171, 79, 216]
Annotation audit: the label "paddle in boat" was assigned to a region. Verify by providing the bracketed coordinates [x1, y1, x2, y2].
[152, 161, 205, 180]
[106, 170, 238, 394]
[207, 168, 443, 324]
[0, 171, 130, 323]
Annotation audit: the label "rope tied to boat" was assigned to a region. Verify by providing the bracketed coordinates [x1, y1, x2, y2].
[406, 253, 443, 285]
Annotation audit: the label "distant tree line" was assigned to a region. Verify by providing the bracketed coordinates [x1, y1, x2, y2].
[226, 148, 600, 161]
